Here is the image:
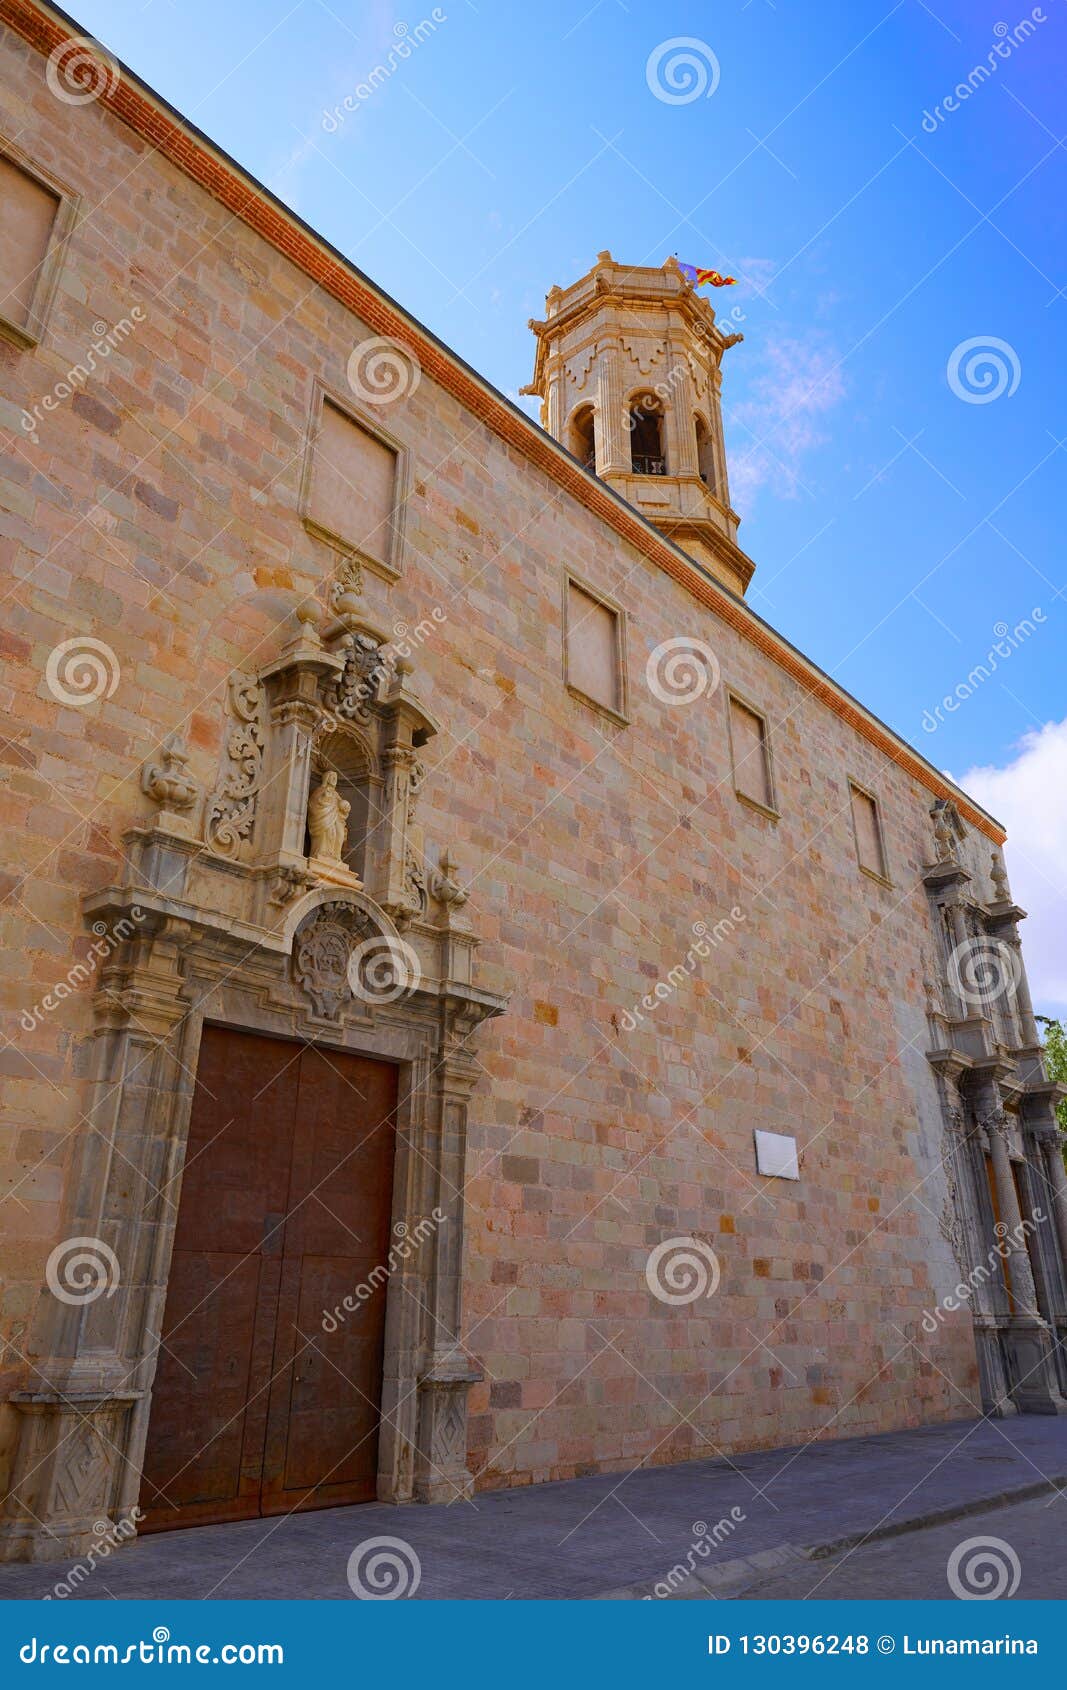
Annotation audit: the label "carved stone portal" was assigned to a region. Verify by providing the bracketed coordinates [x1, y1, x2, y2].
[0, 603, 508, 1564]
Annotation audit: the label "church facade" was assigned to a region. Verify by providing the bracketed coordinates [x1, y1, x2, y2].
[1, 0, 1066, 1564]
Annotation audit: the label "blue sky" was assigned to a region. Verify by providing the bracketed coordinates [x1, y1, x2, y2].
[70, 0, 1067, 1003]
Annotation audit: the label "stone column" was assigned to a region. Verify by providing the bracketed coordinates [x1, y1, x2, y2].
[544, 354, 563, 441]
[986, 1112, 1067, 1413]
[664, 342, 698, 477]
[936, 1079, 1015, 1416]
[1043, 1136, 1067, 1290]
[1008, 935, 1041, 1048]
[989, 1117, 1040, 1312]
[373, 663, 439, 920]
[710, 370, 731, 507]
[944, 900, 973, 1020]
[0, 916, 198, 1562]
[412, 1003, 487, 1503]
[596, 337, 629, 474]
[257, 621, 343, 865]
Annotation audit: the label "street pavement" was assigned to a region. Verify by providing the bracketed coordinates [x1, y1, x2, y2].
[731, 1491, 1067, 1601]
[0, 1414, 1064, 1600]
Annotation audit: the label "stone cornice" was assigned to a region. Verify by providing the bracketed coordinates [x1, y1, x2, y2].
[2, 0, 1006, 843]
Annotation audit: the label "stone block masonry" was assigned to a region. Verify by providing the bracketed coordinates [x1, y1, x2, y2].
[0, 0, 1062, 1564]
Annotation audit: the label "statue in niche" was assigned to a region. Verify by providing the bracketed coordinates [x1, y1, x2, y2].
[308, 770, 350, 865]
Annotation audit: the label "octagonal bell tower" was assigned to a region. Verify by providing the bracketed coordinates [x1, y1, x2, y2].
[523, 252, 753, 596]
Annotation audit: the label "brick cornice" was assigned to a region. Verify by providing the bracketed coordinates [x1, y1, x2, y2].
[2, 0, 1005, 843]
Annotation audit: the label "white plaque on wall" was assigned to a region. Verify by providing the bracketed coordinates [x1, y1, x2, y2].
[754, 1129, 800, 1180]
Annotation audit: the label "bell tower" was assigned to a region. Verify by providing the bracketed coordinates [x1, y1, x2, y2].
[524, 253, 753, 597]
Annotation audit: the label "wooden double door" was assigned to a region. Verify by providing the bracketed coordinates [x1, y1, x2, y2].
[140, 1026, 399, 1532]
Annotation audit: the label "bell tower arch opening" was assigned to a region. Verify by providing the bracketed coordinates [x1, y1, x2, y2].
[694, 410, 717, 494]
[524, 252, 754, 596]
[628, 393, 666, 475]
[568, 403, 597, 472]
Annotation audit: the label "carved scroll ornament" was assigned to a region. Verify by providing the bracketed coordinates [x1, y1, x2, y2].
[205, 675, 266, 858]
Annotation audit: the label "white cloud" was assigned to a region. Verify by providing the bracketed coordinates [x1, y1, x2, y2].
[959, 718, 1067, 1018]
[726, 335, 846, 511]
[733, 256, 778, 294]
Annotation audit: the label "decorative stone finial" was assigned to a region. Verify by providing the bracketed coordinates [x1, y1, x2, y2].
[329, 553, 364, 626]
[141, 733, 199, 834]
[430, 846, 469, 909]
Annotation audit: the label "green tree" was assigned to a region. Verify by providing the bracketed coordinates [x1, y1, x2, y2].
[1036, 1015, 1067, 1134]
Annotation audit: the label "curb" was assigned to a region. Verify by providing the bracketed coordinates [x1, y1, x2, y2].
[805, 1471, 1067, 1560]
[597, 1472, 1067, 1600]
[597, 1543, 809, 1602]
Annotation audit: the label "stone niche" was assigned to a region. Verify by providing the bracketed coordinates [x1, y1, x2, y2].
[0, 599, 507, 1564]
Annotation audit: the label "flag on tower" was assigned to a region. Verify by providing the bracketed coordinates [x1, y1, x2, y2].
[676, 259, 737, 288]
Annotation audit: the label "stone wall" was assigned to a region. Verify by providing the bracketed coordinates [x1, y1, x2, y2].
[0, 14, 992, 1507]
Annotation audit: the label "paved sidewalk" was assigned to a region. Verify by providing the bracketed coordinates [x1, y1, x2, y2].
[1, 1415, 1066, 1601]
[729, 1491, 1067, 1601]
